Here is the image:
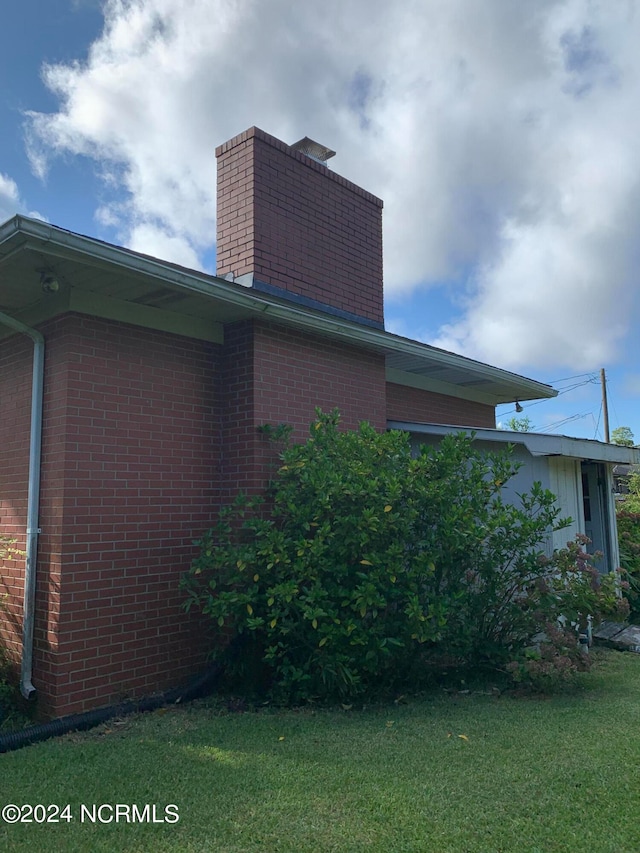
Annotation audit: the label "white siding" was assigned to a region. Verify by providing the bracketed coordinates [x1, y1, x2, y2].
[548, 457, 584, 552]
[409, 434, 586, 558]
[407, 429, 621, 571]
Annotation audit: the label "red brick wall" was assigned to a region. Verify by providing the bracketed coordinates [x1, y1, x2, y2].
[0, 320, 69, 701]
[2, 306, 494, 719]
[218, 319, 387, 504]
[0, 335, 32, 666]
[31, 318, 72, 711]
[1, 315, 221, 718]
[48, 315, 221, 716]
[216, 127, 384, 326]
[219, 321, 263, 499]
[386, 382, 496, 428]
[253, 321, 386, 435]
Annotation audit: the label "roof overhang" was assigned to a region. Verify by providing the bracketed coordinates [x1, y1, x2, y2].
[0, 215, 557, 406]
[389, 421, 640, 465]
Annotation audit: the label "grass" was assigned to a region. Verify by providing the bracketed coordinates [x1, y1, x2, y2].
[1, 649, 640, 852]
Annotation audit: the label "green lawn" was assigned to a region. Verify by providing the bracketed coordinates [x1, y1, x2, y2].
[2, 649, 640, 852]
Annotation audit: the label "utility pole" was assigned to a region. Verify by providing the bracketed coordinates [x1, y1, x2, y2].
[600, 368, 610, 443]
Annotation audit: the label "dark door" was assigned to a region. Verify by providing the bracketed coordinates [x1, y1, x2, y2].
[581, 462, 611, 573]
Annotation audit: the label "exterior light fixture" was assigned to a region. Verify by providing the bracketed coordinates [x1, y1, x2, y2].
[40, 272, 59, 293]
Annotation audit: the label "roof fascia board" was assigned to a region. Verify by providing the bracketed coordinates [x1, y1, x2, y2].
[1, 216, 556, 401]
[388, 420, 640, 464]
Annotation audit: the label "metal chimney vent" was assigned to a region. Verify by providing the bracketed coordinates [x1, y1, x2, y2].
[291, 136, 336, 165]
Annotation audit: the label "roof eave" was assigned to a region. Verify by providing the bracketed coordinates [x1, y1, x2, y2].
[0, 216, 556, 405]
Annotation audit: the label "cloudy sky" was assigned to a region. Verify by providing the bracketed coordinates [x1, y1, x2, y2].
[2, 0, 639, 439]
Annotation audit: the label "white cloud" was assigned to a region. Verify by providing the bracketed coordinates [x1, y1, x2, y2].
[0, 174, 22, 223]
[128, 222, 202, 269]
[25, 0, 640, 370]
[0, 173, 45, 224]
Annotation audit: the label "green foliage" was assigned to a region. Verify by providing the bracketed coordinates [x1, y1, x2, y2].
[611, 426, 635, 447]
[506, 536, 625, 691]
[506, 624, 592, 691]
[620, 470, 640, 514]
[0, 534, 18, 561]
[0, 678, 32, 733]
[183, 410, 621, 703]
[0, 534, 31, 731]
[504, 415, 532, 432]
[617, 509, 640, 617]
[616, 472, 640, 619]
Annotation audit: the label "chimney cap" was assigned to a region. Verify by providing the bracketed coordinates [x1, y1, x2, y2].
[291, 136, 336, 165]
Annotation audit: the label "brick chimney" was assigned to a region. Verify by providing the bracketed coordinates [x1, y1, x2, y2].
[215, 127, 384, 329]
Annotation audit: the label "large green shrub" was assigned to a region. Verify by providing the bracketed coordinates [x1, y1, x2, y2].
[616, 468, 640, 617]
[183, 411, 620, 702]
[617, 509, 640, 617]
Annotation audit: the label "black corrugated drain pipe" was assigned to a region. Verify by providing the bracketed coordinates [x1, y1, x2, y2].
[0, 659, 224, 755]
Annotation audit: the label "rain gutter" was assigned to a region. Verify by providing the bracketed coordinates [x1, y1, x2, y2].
[0, 310, 44, 700]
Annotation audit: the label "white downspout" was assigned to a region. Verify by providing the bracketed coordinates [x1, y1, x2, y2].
[0, 311, 44, 699]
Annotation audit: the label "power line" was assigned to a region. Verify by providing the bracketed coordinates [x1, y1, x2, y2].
[496, 376, 599, 415]
[605, 375, 623, 428]
[600, 368, 610, 443]
[593, 402, 602, 440]
[553, 378, 599, 396]
[545, 372, 598, 385]
[495, 373, 603, 438]
[536, 416, 579, 434]
[536, 412, 594, 434]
